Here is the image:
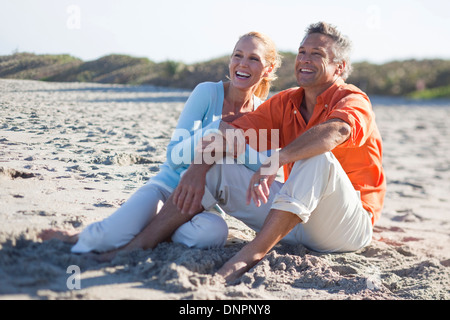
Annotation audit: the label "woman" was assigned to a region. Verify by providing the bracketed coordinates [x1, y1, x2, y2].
[39, 31, 282, 253]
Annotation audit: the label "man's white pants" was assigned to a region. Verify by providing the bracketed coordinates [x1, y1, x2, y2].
[201, 152, 373, 253]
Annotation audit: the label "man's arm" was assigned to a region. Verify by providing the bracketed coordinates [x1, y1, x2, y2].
[278, 118, 350, 166]
[248, 119, 351, 207]
[218, 119, 352, 282]
[220, 117, 350, 167]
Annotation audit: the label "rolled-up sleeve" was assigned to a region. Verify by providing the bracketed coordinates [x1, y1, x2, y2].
[327, 94, 374, 148]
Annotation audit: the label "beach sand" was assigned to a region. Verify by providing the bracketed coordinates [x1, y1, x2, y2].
[0, 79, 449, 300]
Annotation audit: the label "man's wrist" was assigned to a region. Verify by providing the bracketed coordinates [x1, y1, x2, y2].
[277, 150, 289, 167]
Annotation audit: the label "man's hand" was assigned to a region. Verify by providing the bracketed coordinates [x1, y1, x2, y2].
[217, 208, 302, 283]
[246, 151, 281, 207]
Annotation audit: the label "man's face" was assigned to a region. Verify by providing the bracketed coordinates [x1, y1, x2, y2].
[295, 33, 342, 92]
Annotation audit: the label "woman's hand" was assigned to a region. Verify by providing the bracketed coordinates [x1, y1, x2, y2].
[246, 151, 281, 207]
[172, 163, 211, 215]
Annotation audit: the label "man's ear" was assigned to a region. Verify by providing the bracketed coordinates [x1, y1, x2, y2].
[336, 61, 346, 76]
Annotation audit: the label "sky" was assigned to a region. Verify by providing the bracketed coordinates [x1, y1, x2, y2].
[1, 0, 449, 65]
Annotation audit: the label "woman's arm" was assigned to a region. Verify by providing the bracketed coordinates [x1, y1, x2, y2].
[172, 161, 213, 214]
[165, 83, 213, 171]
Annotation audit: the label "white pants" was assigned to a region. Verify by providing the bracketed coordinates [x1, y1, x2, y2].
[201, 152, 373, 253]
[71, 181, 228, 253]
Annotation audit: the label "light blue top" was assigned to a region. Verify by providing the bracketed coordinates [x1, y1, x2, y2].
[150, 81, 269, 191]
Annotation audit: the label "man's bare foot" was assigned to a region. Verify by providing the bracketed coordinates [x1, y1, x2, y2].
[38, 228, 79, 244]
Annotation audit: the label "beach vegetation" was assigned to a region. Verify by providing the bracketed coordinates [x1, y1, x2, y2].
[1, 52, 449, 98]
[408, 85, 450, 99]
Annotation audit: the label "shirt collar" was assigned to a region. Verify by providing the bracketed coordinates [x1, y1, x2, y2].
[316, 78, 345, 106]
[290, 78, 346, 107]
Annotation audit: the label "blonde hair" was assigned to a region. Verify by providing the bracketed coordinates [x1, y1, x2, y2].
[233, 32, 282, 100]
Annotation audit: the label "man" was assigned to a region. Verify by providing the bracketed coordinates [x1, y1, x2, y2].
[98, 22, 385, 283]
[182, 21, 386, 282]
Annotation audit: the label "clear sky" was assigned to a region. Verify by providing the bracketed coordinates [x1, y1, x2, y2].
[1, 0, 449, 64]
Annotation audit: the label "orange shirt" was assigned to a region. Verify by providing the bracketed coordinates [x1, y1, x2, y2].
[232, 79, 386, 225]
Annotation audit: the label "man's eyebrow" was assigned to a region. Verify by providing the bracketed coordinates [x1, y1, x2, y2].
[299, 45, 327, 51]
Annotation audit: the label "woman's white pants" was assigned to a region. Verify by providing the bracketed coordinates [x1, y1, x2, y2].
[71, 181, 228, 253]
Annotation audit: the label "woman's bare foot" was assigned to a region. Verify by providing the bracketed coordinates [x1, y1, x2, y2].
[89, 250, 119, 263]
[38, 228, 79, 244]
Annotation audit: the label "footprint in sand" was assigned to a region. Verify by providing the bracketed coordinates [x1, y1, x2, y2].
[94, 199, 124, 208]
[392, 209, 427, 222]
[0, 167, 36, 179]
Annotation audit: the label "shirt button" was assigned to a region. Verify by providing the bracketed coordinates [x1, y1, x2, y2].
[294, 110, 297, 114]
[324, 104, 328, 108]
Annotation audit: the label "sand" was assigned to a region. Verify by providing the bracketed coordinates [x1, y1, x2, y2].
[0, 79, 449, 300]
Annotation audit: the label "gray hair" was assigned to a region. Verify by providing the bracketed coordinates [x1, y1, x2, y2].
[303, 22, 353, 80]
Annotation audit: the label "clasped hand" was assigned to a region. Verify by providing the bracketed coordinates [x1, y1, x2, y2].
[173, 133, 281, 214]
[195, 130, 246, 161]
[172, 131, 246, 215]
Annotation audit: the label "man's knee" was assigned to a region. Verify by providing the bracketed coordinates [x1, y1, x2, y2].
[296, 152, 334, 167]
[204, 157, 239, 185]
[202, 160, 241, 209]
[204, 163, 223, 186]
[288, 152, 337, 181]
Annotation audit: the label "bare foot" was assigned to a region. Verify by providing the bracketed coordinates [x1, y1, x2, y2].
[88, 250, 119, 263]
[38, 228, 79, 244]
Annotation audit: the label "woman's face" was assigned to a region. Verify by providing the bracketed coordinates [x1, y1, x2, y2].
[229, 37, 271, 91]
